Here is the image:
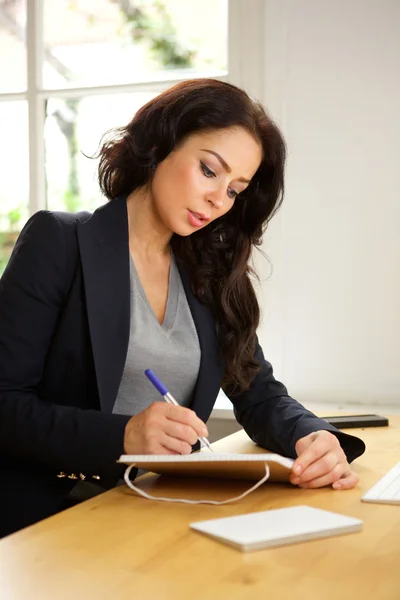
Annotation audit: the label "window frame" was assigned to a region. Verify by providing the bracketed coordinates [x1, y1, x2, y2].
[0, 0, 264, 216]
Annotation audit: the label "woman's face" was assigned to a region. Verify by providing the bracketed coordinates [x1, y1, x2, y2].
[149, 126, 262, 237]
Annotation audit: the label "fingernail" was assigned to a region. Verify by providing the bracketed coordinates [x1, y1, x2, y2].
[294, 465, 302, 475]
[333, 482, 342, 489]
[202, 428, 208, 437]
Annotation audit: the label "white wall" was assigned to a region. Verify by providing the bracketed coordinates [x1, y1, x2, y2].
[254, 0, 400, 408]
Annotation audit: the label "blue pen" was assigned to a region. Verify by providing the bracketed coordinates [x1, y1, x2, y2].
[145, 369, 213, 452]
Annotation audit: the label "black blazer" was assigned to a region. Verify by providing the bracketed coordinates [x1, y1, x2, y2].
[0, 196, 365, 537]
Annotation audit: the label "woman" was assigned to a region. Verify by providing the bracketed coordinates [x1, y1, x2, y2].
[0, 79, 365, 538]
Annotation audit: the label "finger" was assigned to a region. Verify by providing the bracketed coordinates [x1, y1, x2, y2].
[297, 463, 347, 489]
[292, 432, 319, 474]
[163, 404, 209, 437]
[293, 438, 330, 476]
[135, 433, 182, 455]
[138, 415, 193, 454]
[332, 469, 359, 490]
[294, 432, 316, 457]
[159, 432, 192, 455]
[290, 451, 339, 485]
[162, 419, 199, 446]
[293, 431, 342, 476]
[151, 444, 181, 455]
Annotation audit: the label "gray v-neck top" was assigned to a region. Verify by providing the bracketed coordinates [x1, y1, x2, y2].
[112, 253, 201, 417]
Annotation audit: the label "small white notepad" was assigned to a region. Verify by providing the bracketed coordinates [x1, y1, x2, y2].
[190, 505, 363, 552]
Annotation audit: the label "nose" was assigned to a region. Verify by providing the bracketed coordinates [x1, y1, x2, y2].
[205, 186, 225, 210]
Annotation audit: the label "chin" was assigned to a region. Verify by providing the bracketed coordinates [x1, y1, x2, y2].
[180, 223, 210, 237]
[169, 220, 205, 238]
[173, 227, 196, 238]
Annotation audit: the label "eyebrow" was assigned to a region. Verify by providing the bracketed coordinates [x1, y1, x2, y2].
[200, 149, 251, 184]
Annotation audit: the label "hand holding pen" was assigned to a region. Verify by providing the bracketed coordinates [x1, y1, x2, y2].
[122, 371, 213, 455]
[145, 369, 213, 452]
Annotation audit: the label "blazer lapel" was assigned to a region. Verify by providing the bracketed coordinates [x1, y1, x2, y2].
[78, 197, 225, 420]
[77, 196, 130, 413]
[178, 265, 225, 423]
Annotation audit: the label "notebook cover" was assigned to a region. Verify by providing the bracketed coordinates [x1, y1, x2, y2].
[118, 452, 294, 482]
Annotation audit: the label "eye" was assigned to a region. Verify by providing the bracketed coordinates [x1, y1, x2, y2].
[227, 188, 238, 200]
[200, 161, 216, 178]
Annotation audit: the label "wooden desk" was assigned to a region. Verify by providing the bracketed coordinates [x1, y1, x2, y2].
[1, 418, 400, 600]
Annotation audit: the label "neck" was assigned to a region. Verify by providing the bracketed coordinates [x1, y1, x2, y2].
[126, 187, 172, 258]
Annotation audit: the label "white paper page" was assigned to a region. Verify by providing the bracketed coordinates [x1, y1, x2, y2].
[119, 453, 294, 466]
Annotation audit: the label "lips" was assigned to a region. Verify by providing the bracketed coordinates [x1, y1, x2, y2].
[187, 210, 210, 228]
[192, 211, 210, 221]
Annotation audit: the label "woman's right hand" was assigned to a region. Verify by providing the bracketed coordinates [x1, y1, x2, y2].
[123, 402, 209, 455]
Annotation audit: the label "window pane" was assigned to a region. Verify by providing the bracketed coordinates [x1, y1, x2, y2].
[0, 0, 26, 92]
[0, 101, 29, 275]
[43, 0, 228, 89]
[45, 92, 156, 212]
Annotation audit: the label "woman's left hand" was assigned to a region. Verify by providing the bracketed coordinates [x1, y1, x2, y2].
[290, 430, 359, 490]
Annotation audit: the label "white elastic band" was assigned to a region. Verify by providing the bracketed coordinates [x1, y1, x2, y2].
[123, 463, 270, 505]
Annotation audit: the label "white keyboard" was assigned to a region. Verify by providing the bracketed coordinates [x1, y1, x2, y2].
[361, 461, 400, 505]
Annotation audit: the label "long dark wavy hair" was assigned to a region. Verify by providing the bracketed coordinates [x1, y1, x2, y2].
[97, 79, 286, 395]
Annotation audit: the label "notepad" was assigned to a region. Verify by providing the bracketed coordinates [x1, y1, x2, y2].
[190, 505, 363, 551]
[118, 452, 294, 482]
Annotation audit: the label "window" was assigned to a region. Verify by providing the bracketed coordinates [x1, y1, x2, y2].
[0, 0, 264, 273]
